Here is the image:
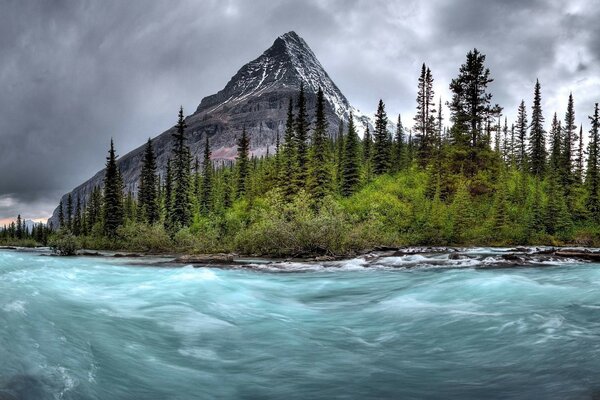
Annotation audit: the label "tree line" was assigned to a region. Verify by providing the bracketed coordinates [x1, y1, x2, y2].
[48, 48, 600, 254]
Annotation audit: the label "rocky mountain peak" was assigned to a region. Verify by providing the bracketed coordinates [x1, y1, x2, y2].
[48, 31, 367, 227]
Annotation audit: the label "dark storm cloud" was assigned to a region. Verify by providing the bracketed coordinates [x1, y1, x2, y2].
[0, 0, 599, 220]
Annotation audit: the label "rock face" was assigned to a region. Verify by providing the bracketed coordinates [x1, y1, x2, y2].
[48, 31, 367, 227]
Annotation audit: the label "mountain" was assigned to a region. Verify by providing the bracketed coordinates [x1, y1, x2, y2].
[48, 31, 367, 227]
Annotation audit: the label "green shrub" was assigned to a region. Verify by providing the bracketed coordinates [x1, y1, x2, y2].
[49, 231, 80, 256]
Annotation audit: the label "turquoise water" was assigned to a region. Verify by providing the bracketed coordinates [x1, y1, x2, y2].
[1, 249, 600, 399]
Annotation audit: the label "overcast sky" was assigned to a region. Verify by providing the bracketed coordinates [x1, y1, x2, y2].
[1, 0, 599, 222]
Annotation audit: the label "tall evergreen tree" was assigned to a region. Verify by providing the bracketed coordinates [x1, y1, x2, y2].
[15, 215, 22, 239]
[576, 125, 584, 183]
[549, 113, 562, 170]
[336, 120, 345, 189]
[139, 138, 159, 224]
[586, 103, 600, 218]
[393, 114, 405, 171]
[280, 98, 296, 197]
[448, 48, 501, 149]
[562, 93, 577, 189]
[73, 196, 82, 236]
[200, 137, 213, 214]
[529, 80, 546, 176]
[515, 100, 528, 171]
[58, 199, 65, 229]
[103, 139, 124, 237]
[236, 126, 250, 198]
[373, 99, 391, 174]
[66, 193, 73, 232]
[170, 107, 192, 229]
[414, 65, 436, 166]
[341, 114, 361, 196]
[307, 87, 331, 203]
[294, 83, 309, 187]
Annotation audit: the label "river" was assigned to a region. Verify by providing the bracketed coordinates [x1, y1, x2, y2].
[1, 248, 599, 399]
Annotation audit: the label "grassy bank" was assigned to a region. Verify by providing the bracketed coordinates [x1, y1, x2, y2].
[49, 169, 600, 257]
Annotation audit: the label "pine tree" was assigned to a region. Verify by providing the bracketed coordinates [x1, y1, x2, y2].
[450, 182, 473, 243]
[163, 158, 173, 222]
[170, 107, 192, 229]
[341, 114, 361, 196]
[236, 126, 250, 198]
[335, 120, 345, 189]
[73, 196, 82, 235]
[501, 117, 509, 163]
[139, 138, 159, 225]
[363, 124, 373, 180]
[529, 80, 546, 176]
[448, 48, 502, 149]
[549, 113, 562, 170]
[15, 215, 22, 239]
[586, 103, 600, 218]
[515, 100, 528, 171]
[576, 125, 584, 183]
[373, 99, 391, 174]
[280, 98, 296, 197]
[414, 64, 436, 167]
[545, 170, 572, 236]
[66, 193, 73, 232]
[58, 199, 65, 229]
[294, 83, 309, 187]
[393, 114, 405, 171]
[307, 87, 331, 203]
[200, 136, 213, 214]
[562, 93, 577, 190]
[103, 139, 124, 237]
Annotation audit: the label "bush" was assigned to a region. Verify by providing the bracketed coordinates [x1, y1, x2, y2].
[49, 231, 80, 256]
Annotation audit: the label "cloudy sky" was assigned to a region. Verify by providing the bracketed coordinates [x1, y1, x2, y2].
[1, 0, 598, 222]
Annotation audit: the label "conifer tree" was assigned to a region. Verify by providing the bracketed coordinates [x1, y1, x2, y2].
[236, 126, 250, 198]
[515, 100, 528, 171]
[562, 93, 577, 189]
[307, 87, 331, 203]
[281, 98, 296, 197]
[103, 139, 124, 237]
[529, 80, 546, 176]
[373, 99, 390, 174]
[66, 193, 73, 232]
[545, 170, 572, 236]
[586, 103, 600, 218]
[336, 120, 345, 189]
[576, 125, 584, 183]
[363, 124, 373, 180]
[139, 138, 159, 224]
[200, 137, 213, 214]
[549, 113, 562, 170]
[58, 199, 65, 229]
[393, 114, 405, 171]
[448, 49, 501, 149]
[414, 65, 436, 167]
[15, 215, 22, 239]
[501, 117, 509, 163]
[164, 159, 173, 219]
[294, 83, 309, 187]
[73, 196, 81, 236]
[450, 182, 473, 242]
[341, 114, 361, 196]
[170, 107, 192, 229]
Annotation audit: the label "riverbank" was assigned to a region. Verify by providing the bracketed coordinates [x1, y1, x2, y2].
[7, 245, 600, 270]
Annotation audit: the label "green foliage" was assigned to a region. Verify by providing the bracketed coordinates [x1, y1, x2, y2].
[49, 230, 81, 256]
[103, 139, 124, 237]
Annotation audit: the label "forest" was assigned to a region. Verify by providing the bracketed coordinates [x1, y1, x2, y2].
[4, 48, 600, 257]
